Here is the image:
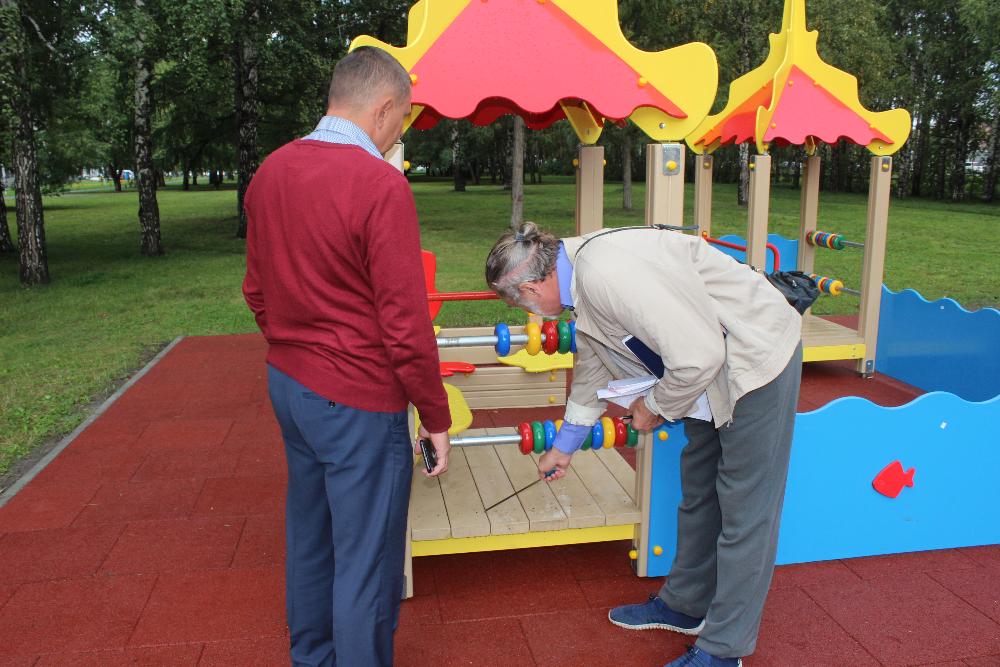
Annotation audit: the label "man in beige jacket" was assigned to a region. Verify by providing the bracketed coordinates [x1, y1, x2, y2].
[485, 222, 802, 667]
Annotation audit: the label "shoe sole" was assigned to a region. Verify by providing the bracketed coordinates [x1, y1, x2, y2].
[607, 610, 706, 635]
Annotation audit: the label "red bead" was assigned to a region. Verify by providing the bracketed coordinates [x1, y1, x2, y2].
[518, 422, 533, 455]
[614, 418, 628, 447]
[541, 320, 559, 355]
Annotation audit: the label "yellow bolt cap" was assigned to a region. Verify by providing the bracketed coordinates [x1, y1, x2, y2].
[548, 396, 556, 404]
[658, 431, 668, 441]
[403, 160, 411, 171]
[637, 77, 648, 87]
[629, 550, 638, 560]
[653, 546, 663, 556]
[666, 160, 677, 171]
[572, 158, 579, 167]
[409, 73, 418, 84]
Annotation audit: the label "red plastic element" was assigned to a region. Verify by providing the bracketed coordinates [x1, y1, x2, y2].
[439, 362, 477, 378]
[408, 0, 685, 131]
[872, 460, 915, 498]
[518, 422, 533, 455]
[694, 82, 773, 150]
[702, 234, 781, 271]
[422, 250, 442, 320]
[613, 418, 628, 447]
[427, 291, 499, 302]
[541, 320, 559, 355]
[764, 66, 892, 148]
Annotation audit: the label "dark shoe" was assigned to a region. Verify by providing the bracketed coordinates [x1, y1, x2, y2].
[608, 594, 705, 634]
[663, 645, 742, 667]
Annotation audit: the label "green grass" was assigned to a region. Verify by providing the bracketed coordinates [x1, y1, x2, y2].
[1, 178, 998, 477]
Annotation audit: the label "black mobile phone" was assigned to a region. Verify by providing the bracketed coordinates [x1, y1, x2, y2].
[419, 438, 437, 473]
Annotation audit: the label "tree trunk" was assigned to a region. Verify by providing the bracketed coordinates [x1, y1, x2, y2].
[510, 116, 525, 226]
[736, 4, 751, 206]
[182, 168, 190, 190]
[234, 1, 261, 239]
[737, 143, 750, 206]
[622, 129, 633, 210]
[3, 0, 49, 283]
[452, 123, 465, 192]
[949, 113, 969, 202]
[134, 34, 163, 257]
[0, 183, 14, 253]
[910, 111, 929, 197]
[107, 164, 123, 192]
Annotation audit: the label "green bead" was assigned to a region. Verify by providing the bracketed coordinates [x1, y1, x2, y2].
[581, 431, 592, 450]
[626, 423, 639, 447]
[557, 320, 572, 354]
[532, 421, 546, 454]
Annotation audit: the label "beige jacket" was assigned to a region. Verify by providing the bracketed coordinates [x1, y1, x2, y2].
[561, 228, 802, 428]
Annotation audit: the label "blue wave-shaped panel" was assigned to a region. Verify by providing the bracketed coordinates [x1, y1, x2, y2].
[776, 391, 1000, 564]
[875, 286, 1000, 402]
[713, 233, 798, 272]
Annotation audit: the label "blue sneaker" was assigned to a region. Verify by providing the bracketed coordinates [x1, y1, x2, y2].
[608, 594, 705, 634]
[664, 645, 742, 667]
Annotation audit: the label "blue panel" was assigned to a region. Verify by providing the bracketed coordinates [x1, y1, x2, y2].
[645, 421, 685, 577]
[876, 286, 1000, 402]
[776, 392, 1000, 564]
[712, 234, 799, 272]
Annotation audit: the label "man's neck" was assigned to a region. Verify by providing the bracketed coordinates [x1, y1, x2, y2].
[326, 108, 375, 143]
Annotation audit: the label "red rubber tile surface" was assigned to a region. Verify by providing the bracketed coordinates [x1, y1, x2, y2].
[842, 548, 980, 581]
[72, 478, 204, 526]
[804, 571, 1000, 665]
[0, 575, 155, 656]
[394, 618, 535, 667]
[33, 644, 203, 666]
[928, 567, 1000, 625]
[98, 517, 244, 575]
[129, 567, 285, 645]
[199, 636, 290, 666]
[230, 513, 284, 569]
[192, 475, 285, 517]
[0, 523, 123, 584]
[769, 559, 863, 591]
[0, 479, 101, 532]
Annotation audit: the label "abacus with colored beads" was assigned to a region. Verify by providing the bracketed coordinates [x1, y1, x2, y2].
[434, 416, 639, 455]
[810, 273, 860, 297]
[805, 230, 865, 251]
[436, 321, 576, 357]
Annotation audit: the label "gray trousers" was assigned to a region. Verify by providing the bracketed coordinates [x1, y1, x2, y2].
[659, 342, 802, 657]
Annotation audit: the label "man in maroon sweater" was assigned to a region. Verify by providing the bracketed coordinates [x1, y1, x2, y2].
[243, 47, 451, 667]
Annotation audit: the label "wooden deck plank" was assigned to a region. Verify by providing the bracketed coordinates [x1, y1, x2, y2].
[437, 447, 490, 539]
[491, 437, 568, 532]
[409, 468, 451, 542]
[571, 450, 641, 526]
[529, 453, 605, 529]
[593, 448, 638, 503]
[463, 435, 530, 535]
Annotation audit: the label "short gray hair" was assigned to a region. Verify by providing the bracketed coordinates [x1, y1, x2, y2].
[485, 221, 560, 302]
[328, 46, 411, 109]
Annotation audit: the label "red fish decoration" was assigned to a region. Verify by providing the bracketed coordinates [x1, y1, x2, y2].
[872, 461, 915, 498]
[440, 361, 476, 378]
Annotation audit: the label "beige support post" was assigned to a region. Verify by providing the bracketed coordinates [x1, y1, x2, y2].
[645, 143, 685, 229]
[632, 431, 654, 577]
[576, 145, 605, 234]
[386, 141, 404, 173]
[797, 156, 821, 277]
[857, 156, 892, 376]
[746, 154, 772, 270]
[693, 154, 713, 237]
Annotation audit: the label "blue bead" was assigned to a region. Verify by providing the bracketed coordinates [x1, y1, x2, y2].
[494, 322, 511, 356]
[543, 420, 556, 451]
[568, 320, 577, 354]
[591, 420, 603, 448]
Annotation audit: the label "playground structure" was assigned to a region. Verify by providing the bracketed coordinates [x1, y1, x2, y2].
[351, 0, 999, 597]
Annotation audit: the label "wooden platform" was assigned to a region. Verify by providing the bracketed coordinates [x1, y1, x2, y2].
[408, 429, 639, 558]
[802, 313, 866, 362]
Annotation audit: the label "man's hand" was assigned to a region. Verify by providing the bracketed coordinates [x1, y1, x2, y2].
[416, 425, 450, 478]
[627, 396, 665, 432]
[537, 448, 572, 481]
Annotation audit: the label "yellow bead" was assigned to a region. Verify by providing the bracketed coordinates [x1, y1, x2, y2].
[658, 431, 668, 441]
[524, 322, 542, 356]
[555, 419, 563, 431]
[653, 545, 663, 556]
[629, 550, 638, 560]
[409, 73, 418, 85]
[666, 160, 677, 171]
[601, 417, 615, 448]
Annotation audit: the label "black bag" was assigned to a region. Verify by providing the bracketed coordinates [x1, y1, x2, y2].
[764, 270, 820, 314]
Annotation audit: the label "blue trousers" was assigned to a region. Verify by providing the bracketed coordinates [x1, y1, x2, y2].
[267, 366, 412, 667]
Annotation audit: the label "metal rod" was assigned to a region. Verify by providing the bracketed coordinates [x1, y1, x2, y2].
[841, 286, 861, 296]
[435, 333, 534, 349]
[841, 240, 865, 249]
[653, 224, 699, 232]
[449, 434, 522, 447]
[427, 291, 499, 302]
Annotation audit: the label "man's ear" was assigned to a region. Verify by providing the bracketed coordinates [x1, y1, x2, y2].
[376, 97, 393, 128]
[519, 281, 541, 298]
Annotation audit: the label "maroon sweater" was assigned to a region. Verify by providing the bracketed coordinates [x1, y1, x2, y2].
[243, 140, 451, 433]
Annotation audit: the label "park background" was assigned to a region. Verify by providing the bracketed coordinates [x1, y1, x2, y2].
[1, 0, 998, 488]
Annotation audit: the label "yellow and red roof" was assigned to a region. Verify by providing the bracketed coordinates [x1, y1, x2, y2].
[350, 0, 718, 144]
[687, 0, 910, 156]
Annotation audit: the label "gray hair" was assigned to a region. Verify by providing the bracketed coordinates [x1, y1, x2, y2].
[485, 221, 560, 302]
[328, 46, 411, 110]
